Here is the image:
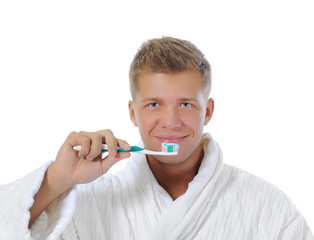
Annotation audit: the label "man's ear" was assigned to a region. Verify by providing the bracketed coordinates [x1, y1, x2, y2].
[204, 98, 214, 126]
[128, 101, 138, 127]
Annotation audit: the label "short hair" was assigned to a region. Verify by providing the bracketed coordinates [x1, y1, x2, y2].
[129, 36, 212, 100]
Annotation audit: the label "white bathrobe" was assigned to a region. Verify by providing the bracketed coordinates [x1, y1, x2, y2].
[0, 134, 313, 240]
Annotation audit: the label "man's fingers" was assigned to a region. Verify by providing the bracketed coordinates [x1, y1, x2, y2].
[86, 134, 103, 161]
[97, 129, 119, 157]
[117, 139, 131, 151]
[66, 131, 91, 158]
[78, 130, 116, 160]
[66, 130, 129, 160]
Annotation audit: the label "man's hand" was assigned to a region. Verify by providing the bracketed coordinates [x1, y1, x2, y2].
[51, 130, 131, 188]
[29, 129, 131, 228]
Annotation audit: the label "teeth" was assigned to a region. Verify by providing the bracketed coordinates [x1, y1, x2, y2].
[161, 142, 180, 153]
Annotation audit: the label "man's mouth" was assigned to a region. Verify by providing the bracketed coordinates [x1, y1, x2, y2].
[155, 135, 189, 144]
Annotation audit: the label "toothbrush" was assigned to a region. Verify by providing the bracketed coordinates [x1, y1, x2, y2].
[73, 142, 179, 156]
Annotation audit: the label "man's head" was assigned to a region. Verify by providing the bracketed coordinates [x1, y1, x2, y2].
[129, 36, 211, 101]
[128, 37, 214, 166]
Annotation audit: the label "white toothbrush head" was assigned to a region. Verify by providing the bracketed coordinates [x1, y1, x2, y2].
[161, 142, 179, 153]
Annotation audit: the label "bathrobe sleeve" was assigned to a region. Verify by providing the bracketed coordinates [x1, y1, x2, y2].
[278, 211, 314, 240]
[0, 162, 77, 240]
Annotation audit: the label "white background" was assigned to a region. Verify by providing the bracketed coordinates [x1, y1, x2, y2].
[1, 0, 313, 230]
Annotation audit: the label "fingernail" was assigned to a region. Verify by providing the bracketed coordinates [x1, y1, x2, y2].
[124, 144, 131, 150]
[87, 156, 94, 161]
[110, 149, 117, 156]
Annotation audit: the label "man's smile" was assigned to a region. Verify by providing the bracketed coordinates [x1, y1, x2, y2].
[154, 135, 189, 144]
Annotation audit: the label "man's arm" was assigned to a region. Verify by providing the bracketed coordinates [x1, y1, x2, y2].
[28, 130, 131, 228]
[28, 164, 72, 227]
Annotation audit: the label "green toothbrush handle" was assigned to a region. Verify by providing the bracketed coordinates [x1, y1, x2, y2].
[101, 145, 143, 153]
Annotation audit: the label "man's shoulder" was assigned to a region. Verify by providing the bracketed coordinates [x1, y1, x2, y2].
[222, 164, 285, 192]
[220, 164, 296, 211]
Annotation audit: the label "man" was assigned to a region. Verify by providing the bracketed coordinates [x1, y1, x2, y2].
[0, 37, 313, 239]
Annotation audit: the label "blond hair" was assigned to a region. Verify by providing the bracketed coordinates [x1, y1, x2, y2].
[129, 37, 212, 100]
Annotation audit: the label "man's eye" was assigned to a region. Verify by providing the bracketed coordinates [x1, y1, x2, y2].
[180, 102, 191, 107]
[148, 103, 160, 107]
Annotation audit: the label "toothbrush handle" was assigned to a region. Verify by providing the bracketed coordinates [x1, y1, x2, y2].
[101, 147, 134, 153]
[100, 144, 143, 153]
[72, 144, 143, 153]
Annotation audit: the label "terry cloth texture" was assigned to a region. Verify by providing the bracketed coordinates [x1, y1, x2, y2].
[0, 134, 313, 239]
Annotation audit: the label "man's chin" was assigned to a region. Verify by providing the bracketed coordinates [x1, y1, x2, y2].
[147, 154, 188, 166]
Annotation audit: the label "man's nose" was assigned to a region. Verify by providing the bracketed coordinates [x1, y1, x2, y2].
[160, 107, 182, 129]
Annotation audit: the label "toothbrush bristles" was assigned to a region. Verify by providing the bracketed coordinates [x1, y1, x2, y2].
[161, 142, 179, 153]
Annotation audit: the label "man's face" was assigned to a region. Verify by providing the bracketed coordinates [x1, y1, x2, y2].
[129, 70, 214, 165]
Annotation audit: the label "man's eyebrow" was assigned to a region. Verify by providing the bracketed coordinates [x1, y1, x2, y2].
[178, 97, 198, 102]
[142, 97, 160, 102]
[141, 97, 199, 102]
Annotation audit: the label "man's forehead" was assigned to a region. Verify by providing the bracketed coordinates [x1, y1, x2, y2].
[140, 96, 199, 102]
[134, 70, 205, 102]
[138, 71, 202, 89]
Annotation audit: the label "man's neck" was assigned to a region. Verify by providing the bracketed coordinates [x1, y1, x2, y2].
[147, 145, 204, 200]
